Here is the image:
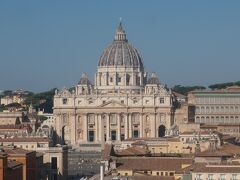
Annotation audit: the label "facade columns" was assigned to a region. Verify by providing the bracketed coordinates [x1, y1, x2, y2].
[152, 113, 156, 138]
[98, 114, 103, 143]
[128, 114, 132, 138]
[95, 114, 99, 142]
[70, 113, 76, 145]
[124, 114, 129, 139]
[140, 113, 143, 138]
[106, 114, 110, 141]
[117, 114, 121, 141]
[83, 114, 88, 142]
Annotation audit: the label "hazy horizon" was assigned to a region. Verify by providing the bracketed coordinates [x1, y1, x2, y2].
[1, 1, 240, 92]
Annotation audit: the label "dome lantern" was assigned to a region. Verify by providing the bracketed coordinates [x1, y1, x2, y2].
[114, 20, 127, 42]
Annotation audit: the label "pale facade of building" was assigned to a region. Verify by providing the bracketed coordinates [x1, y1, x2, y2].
[54, 22, 174, 146]
[188, 86, 240, 125]
[0, 95, 25, 106]
[0, 112, 22, 125]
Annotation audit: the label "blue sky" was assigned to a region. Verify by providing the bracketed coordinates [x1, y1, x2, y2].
[0, 1, 240, 92]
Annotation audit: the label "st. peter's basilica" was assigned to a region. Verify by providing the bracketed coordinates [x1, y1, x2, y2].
[54, 22, 175, 145]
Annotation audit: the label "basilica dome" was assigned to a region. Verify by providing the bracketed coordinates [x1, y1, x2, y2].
[98, 22, 144, 69]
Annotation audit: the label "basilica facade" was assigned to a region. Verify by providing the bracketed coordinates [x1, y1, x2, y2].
[53, 22, 175, 145]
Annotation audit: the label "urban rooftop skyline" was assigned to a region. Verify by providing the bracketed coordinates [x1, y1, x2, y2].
[1, 1, 240, 92]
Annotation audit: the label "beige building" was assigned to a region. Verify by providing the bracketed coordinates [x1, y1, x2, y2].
[54, 22, 174, 146]
[0, 137, 68, 180]
[188, 86, 240, 125]
[189, 163, 240, 180]
[0, 112, 22, 125]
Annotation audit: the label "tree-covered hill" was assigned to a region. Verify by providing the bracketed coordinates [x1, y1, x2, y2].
[172, 85, 206, 95]
[208, 81, 240, 90]
[24, 88, 56, 113]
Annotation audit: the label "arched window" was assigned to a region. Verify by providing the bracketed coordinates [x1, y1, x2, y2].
[225, 106, 229, 113]
[211, 106, 214, 113]
[126, 74, 130, 85]
[158, 125, 166, 137]
[221, 106, 224, 112]
[221, 116, 224, 123]
[235, 106, 239, 112]
[206, 107, 210, 113]
[196, 106, 200, 113]
[206, 116, 210, 123]
[196, 116, 200, 122]
[136, 75, 140, 85]
[235, 116, 239, 123]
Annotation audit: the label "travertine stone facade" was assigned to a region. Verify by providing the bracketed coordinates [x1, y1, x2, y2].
[188, 86, 240, 125]
[54, 22, 174, 145]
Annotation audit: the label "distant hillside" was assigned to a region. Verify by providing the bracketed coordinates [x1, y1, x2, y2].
[24, 88, 56, 113]
[172, 85, 206, 95]
[208, 81, 240, 90]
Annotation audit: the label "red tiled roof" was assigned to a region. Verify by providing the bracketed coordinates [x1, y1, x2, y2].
[117, 146, 150, 156]
[0, 124, 24, 130]
[221, 143, 240, 155]
[116, 157, 192, 171]
[102, 143, 115, 160]
[196, 150, 233, 157]
[124, 137, 180, 142]
[0, 137, 51, 142]
[185, 162, 240, 173]
[1, 146, 34, 155]
[8, 159, 22, 169]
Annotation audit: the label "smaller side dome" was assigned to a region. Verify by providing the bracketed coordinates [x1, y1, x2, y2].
[78, 73, 92, 85]
[147, 72, 160, 85]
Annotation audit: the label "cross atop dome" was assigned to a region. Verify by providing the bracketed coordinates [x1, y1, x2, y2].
[114, 19, 127, 42]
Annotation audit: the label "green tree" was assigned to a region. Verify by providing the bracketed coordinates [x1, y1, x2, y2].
[208, 81, 240, 90]
[172, 85, 206, 95]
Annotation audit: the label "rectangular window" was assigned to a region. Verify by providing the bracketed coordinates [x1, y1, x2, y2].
[133, 130, 139, 138]
[120, 134, 125, 141]
[118, 77, 121, 83]
[88, 131, 95, 142]
[62, 98, 68, 104]
[196, 174, 202, 180]
[232, 174, 237, 180]
[110, 114, 117, 124]
[111, 130, 116, 141]
[208, 174, 213, 180]
[220, 174, 225, 180]
[51, 157, 57, 170]
[160, 98, 164, 104]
